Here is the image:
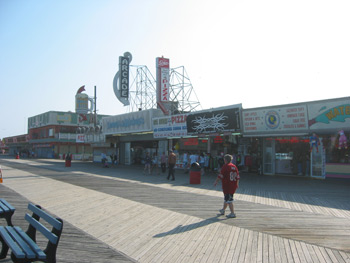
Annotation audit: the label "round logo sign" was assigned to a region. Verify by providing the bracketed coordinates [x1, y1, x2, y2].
[265, 110, 280, 129]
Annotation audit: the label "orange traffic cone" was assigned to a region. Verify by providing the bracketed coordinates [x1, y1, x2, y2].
[0, 165, 3, 183]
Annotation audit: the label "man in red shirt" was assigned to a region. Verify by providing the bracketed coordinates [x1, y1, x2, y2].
[214, 154, 240, 218]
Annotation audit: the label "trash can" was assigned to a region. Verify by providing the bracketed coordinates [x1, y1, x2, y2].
[65, 159, 71, 167]
[190, 162, 201, 184]
[65, 154, 71, 167]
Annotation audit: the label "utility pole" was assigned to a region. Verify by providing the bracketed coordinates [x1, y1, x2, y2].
[94, 85, 97, 127]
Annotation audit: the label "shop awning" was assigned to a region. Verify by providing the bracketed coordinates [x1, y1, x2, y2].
[243, 133, 309, 137]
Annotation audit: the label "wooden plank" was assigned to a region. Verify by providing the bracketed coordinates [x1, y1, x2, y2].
[256, 232, 263, 263]
[262, 232, 269, 263]
[192, 222, 221, 263]
[230, 227, 245, 263]
[282, 238, 294, 263]
[289, 239, 301, 263]
[222, 227, 241, 263]
[175, 218, 219, 263]
[325, 248, 345, 263]
[202, 221, 230, 263]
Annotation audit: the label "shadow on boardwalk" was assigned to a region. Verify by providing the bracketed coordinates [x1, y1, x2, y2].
[154, 215, 226, 238]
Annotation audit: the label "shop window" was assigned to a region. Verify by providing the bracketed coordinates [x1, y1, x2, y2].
[324, 135, 350, 163]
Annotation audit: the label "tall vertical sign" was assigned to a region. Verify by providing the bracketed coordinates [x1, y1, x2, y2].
[156, 57, 170, 114]
[113, 52, 132, 106]
[119, 56, 130, 98]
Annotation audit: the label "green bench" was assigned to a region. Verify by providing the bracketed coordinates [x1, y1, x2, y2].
[0, 203, 63, 263]
[0, 199, 15, 227]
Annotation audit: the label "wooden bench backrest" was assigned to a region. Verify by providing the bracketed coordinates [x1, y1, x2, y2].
[25, 203, 63, 245]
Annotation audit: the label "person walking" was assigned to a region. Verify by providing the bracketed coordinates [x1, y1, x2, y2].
[151, 152, 159, 175]
[160, 152, 167, 173]
[214, 154, 240, 218]
[167, 149, 177, 181]
[110, 153, 115, 166]
[143, 152, 151, 175]
[183, 152, 189, 173]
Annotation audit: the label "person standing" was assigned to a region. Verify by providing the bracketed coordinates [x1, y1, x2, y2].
[199, 152, 205, 175]
[110, 153, 115, 166]
[183, 152, 189, 173]
[167, 149, 177, 181]
[101, 152, 108, 168]
[160, 152, 167, 173]
[189, 152, 198, 166]
[217, 152, 225, 170]
[204, 153, 210, 173]
[214, 154, 240, 218]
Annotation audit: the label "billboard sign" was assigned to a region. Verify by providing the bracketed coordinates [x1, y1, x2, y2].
[186, 105, 241, 135]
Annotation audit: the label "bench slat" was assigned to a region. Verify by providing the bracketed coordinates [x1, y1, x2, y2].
[0, 203, 10, 213]
[0, 226, 25, 259]
[14, 226, 46, 260]
[28, 203, 62, 230]
[25, 214, 58, 244]
[6, 226, 36, 259]
[0, 199, 15, 212]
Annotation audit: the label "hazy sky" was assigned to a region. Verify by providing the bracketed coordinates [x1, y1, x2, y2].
[1, 0, 350, 139]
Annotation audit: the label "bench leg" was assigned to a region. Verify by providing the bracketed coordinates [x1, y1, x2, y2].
[0, 235, 9, 259]
[5, 216, 13, 227]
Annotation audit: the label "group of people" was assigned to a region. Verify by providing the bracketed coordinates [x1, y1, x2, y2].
[143, 152, 158, 175]
[143, 150, 177, 181]
[100, 152, 118, 168]
[182, 151, 225, 175]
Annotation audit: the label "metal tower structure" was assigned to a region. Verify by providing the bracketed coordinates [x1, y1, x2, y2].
[127, 65, 202, 114]
[169, 66, 201, 114]
[128, 65, 157, 112]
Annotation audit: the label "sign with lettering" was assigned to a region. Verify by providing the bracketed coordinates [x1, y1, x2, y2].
[243, 105, 308, 134]
[113, 52, 132, 106]
[103, 109, 163, 135]
[153, 114, 188, 138]
[308, 98, 350, 131]
[76, 134, 85, 143]
[119, 56, 130, 98]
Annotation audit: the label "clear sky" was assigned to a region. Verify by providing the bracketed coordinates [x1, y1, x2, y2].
[1, 0, 350, 139]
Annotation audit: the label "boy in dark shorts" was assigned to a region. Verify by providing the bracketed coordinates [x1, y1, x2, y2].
[214, 154, 240, 218]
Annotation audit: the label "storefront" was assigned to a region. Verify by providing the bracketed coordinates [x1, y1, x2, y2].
[153, 113, 189, 168]
[3, 135, 31, 157]
[307, 97, 350, 179]
[152, 105, 243, 170]
[243, 97, 350, 179]
[185, 104, 243, 170]
[102, 109, 164, 165]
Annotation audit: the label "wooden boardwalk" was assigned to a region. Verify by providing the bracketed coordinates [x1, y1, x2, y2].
[0, 157, 350, 262]
[0, 179, 135, 263]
